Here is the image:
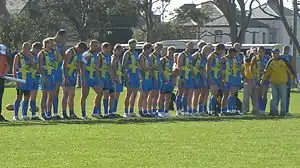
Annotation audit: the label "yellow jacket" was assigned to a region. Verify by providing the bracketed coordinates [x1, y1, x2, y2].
[244, 62, 254, 79]
[262, 58, 294, 84]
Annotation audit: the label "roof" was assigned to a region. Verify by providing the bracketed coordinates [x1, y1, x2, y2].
[205, 15, 269, 28]
[251, 1, 293, 19]
[6, 0, 28, 14]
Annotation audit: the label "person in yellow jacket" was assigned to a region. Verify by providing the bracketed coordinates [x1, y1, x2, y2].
[242, 53, 259, 115]
[260, 48, 295, 116]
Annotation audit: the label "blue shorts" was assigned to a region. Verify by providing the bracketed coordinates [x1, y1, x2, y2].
[160, 80, 174, 93]
[115, 82, 123, 92]
[209, 76, 221, 89]
[84, 77, 102, 88]
[140, 79, 153, 92]
[181, 78, 194, 89]
[193, 76, 203, 89]
[126, 73, 140, 89]
[103, 78, 113, 91]
[152, 79, 160, 90]
[64, 76, 77, 88]
[54, 69, 63, 85]
[40, 75, 56, 91]
[228, 76, 242, 88]
[31, 77, 39, 90]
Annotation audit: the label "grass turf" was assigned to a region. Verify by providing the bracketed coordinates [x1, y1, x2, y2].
[0, 88, 300, 168]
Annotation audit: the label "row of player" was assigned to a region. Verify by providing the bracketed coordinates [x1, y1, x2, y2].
[0, 30, 296, 121]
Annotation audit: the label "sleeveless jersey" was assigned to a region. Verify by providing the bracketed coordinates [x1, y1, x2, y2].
[16, 52, 33, 79]
[193, 53, 207, 77]
[82, 50, 98, 79]
[162, 56, 174, 81]
[99, 52, 111, 79]
[150, 52, 161, 80]
[210, 52, 222, 78]
[140, 53, 152, 80]
[181, 51, 193, 79]
[224, 56, 241, 81]
[255, 55, 270, 80]
[126, 51, 139, 74]
[41, 50, 57, 76]
[66, 47, 78, 77]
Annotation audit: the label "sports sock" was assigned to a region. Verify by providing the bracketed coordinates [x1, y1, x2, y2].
[182, 96, 187, 112]
[193, 108, 197, 113]
[14, 100, 21, 117]
[103, 99, 109, 115]
[99, 101, 102, 114]
[92, 106, 98, 114]
[204, 104, 207, 113]
[176, 95, 182, 111]
[30, 100, 36, 116]
[124, 108, 129, 114]
[113, 99, 118, 112]
[209, 96, 216, 112]
[143, 109, 147, 114]
[53, 96, 58, 115]
[62, 110, 67, 116]
[82, 110, 86, 117]
[129, 108, 134, 114]
[199, 104, 203, 113]
[22, 100, 29, 116]
[164, 108, 169, 113]
[188, 108, 192, 113]
[152, 109, 157, 113]
[69, 109, 75, 116]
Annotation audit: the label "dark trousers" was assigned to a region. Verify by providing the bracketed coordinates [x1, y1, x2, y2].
[0, 79, 4, 114]
[286, 87, 291, 113]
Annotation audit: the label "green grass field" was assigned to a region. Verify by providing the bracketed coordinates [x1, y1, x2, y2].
[1, 88, 300, 168]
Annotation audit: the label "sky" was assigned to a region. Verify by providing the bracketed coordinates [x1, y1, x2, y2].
[163, 0, 293, 20]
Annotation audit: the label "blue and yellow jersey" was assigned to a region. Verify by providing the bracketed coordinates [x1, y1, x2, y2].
[139, 53, 152, 80]
[54, 43, 64, 69]
[41, 50, 57, 76]
[209, 52, 223, 78]
[16, 52, 33, 80]
[254, 55, 270, 80]
[161, 56, 174, 81]
[193, 52, 207, 77]
[82, 50, 98, 79]
[99, 52, 111, 79]
[150, 52, 161, 80]
[30, 51, 39, 78]
[224, 56, 242, 82]
[65, 47, 79, 77]
[126, 50, 140, 74]
[115, 58, 123, 82]
[181, 51, 193, 79]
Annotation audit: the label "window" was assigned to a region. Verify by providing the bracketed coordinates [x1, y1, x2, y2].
[262, 32, 266, 44]
[214, 30, 223, 43]
[269, 28, 277, 44]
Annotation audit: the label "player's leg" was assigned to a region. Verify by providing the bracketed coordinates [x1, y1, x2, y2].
[209, 84, 219, 115]
[261, 85, 268, 114]
[13, 89, 23, 120]
[199, 87, 208, 114]
[124, 88, 132, 116]
[20, 90, 30, 120]
[61, 86, 69, 119]
[138, 90, 146, 116]
[30, 89, 39, 119]
[52, 83, 61, 118]
[103, 89, 110, 117]
[81, 84, 90, 119]
[164, 93, 172, 117]
[193, 89, 200, 114]
[151, 89, 159, 114]
[228, 86, 239, 114]
[129, 88, 138, 116]
[176, 88, 183, 115]
[92, 84, 103, 119]
[68, 87, 77, 119]
[157, 90, 164, 117]
[108, 90, 115, 116]
[220, 84, 229, 115]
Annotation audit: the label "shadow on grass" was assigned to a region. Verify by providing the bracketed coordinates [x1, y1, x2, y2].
[0, 114, 299, 127]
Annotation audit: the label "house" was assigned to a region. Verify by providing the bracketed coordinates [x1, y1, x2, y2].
[178, 0, 299, 45]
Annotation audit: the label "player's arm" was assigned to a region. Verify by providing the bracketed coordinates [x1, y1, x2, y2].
[96, 54, 101, 79]
[160, 57, 166, 79]
[12, 54, 19, 78]
[111, 57, 117, 81]
[38, 52, 47, 79]
[121, 51, 129, 79]
[177, 53, 183, 71]
[108, 58, 114, 82]
[206, 54, 213, 79]
[63, 50, 72, 77]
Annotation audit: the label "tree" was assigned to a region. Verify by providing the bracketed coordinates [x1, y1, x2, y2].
[257, 0, 300, 60]
[132, 0, 171, 42]
[210, 0, 255, 43]
[27, 0, 138, 42]
[174, 3, 212, 39]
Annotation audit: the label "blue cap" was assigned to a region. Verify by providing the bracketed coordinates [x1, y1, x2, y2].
[272, 48, 280, 53]
[0, 44, 7, 55]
